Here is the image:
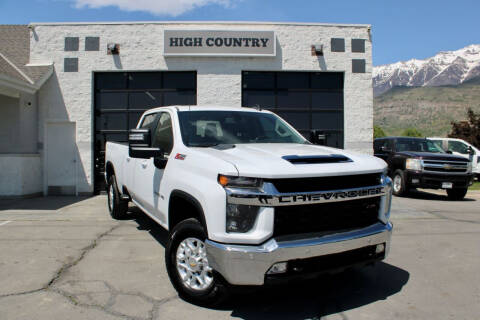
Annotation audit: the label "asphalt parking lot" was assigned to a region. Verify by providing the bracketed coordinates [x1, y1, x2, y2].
[0, 190, 479, 320]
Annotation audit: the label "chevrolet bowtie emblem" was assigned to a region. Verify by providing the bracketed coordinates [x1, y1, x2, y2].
[443, 164, 453, 170]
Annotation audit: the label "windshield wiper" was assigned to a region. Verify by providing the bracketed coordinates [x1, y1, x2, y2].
[189, 143, 219, 148]
[189, 143, 236, 150]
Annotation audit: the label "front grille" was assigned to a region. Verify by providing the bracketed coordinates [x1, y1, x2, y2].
[266, 173, 382, 193]
[424, 167, 466, 173]
[423, 160, 468, 173]
[273, 197, 380, 238]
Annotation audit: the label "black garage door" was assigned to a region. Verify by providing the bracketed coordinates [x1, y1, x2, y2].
[242, 71, 344, 148]
[94, 71, 196, 194]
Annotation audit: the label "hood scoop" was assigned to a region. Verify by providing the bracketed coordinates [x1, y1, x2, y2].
[282, 154, 353, 164]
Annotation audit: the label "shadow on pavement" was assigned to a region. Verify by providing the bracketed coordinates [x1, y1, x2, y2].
[400, 189, 476, 201]
[225, 262, 409, 319]
[0, 196, 92, 211]
[128, 205, 409, 319]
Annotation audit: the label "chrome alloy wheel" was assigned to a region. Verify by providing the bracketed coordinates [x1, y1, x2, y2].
[176, 237, 213, 291]
[393, 174, 402, 193]
[108, 184, 114, 212]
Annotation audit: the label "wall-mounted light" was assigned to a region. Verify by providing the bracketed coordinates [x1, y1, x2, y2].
[311, 44, 323, 56]
[107, 43, 120, 55]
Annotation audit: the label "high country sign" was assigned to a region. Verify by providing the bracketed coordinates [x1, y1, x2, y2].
[163, 30, 276, 57]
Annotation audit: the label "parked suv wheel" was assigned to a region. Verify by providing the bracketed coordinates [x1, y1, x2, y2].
[446, 188, 468, 201]
[107, 175, 128, 219]
[165, 218, 228, 306]
[392, 169, 407, 196]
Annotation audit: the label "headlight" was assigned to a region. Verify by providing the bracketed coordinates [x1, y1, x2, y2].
[218, 175, 262, 189]
[226, 204, 259, 233]
[405, 158, 422, 171]
[467, 161, 473, 173]
[379, 176, 393, 224]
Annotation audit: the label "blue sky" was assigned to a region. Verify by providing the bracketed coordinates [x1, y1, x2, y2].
[1, 0, 479, 66]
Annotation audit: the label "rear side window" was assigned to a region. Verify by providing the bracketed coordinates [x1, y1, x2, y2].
[448, 141, 469, 154]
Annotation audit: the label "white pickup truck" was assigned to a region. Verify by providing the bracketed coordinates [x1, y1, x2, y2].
[105, 106, 393, 305]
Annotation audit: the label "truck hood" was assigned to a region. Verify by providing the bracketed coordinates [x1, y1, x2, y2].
[192, 143, 386, 178]
[397, 151, 468, 162]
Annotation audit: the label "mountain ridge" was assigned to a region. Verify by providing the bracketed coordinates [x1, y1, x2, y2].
[373, 44, 480, 97]
[374, 75, 480, 137]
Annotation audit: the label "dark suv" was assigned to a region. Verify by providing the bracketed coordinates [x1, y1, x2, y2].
[374, 137, 474, 200]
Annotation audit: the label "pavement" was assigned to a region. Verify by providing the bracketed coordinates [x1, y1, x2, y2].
[0, 190, 479, 320]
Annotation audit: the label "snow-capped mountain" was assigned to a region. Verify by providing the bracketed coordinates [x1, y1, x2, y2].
[373, 44, 480, 96]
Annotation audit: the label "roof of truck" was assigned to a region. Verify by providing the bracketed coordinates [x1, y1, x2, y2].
[145, 105, 272, 113]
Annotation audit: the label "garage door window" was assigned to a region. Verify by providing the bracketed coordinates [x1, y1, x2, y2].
[242, 71, 344, 148]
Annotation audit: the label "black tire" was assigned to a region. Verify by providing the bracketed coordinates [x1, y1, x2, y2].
[165, 218, 229, 306]
[107, 175, 128, 219]
[446, 188, 468, 201]
[392, 169, 407, 196]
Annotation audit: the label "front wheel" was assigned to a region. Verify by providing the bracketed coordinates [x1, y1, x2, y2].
[446, 188, 468, 201]
[165, 218, 228, 306]
[392, 169, 407, 196]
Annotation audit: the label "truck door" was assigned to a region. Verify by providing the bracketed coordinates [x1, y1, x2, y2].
[133, 112, 173, 222]
[126, 113, 159, 199]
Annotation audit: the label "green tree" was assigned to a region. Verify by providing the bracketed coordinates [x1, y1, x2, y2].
[373, 125, 386, 138]
[448, 108, 480, 148]
[401, 127, 423, 137]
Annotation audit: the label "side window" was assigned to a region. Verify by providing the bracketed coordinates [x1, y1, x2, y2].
[139, 113, 158, 130]
[375, 139, 392, 153]
[152, 112, 174, 154]
[448, 141, 469, 154]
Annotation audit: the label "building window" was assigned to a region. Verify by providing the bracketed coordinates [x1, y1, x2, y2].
[352, 59, 366, 73]
[85, 37, 100, 51]
[64, 58, 78, 72]
[331, 38, 345, 52]
[351, 39, 366, 53]
[64, 37, 79, 51]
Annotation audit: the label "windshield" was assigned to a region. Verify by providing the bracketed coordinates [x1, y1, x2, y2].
[177, 111, 307, 147]
[395, 138, 445, 153]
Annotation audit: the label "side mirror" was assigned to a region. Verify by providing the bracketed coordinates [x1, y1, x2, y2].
[468, 146, 475, 156]
[446, 150, 453, 154]
[128, 129, 163, 159]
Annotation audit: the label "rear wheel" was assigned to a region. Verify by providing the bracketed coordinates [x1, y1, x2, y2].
[446, 188, 468, 201]
[165, 218, 228, 306]
[107, 175, 128, 219]
[392, 169, 407, 196]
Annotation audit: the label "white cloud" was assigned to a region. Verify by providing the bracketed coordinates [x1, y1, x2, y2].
[74, 0, 236, 16]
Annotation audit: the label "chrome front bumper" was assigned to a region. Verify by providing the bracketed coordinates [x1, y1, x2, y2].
[205, 222, 393, 285]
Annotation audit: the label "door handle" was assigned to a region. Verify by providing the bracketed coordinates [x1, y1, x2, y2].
[126, 157, 130, 162]
[141, 161, 148, 169]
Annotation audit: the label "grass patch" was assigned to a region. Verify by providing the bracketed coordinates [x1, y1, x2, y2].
[469, 181, 480, 190]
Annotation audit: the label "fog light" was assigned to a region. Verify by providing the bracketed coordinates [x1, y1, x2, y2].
[376, 243, 385, 254]
[412, 178, 420, 184]
[267, 262, 288, 274]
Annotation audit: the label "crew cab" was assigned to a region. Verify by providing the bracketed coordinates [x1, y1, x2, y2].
[374, 137, 474, 200]
[105, 106, 393, 305]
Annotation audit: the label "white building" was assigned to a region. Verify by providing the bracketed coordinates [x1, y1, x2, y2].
[0, 21, 373, 197]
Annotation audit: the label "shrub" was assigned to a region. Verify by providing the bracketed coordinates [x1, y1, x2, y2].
[401, 128, 423, 137]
